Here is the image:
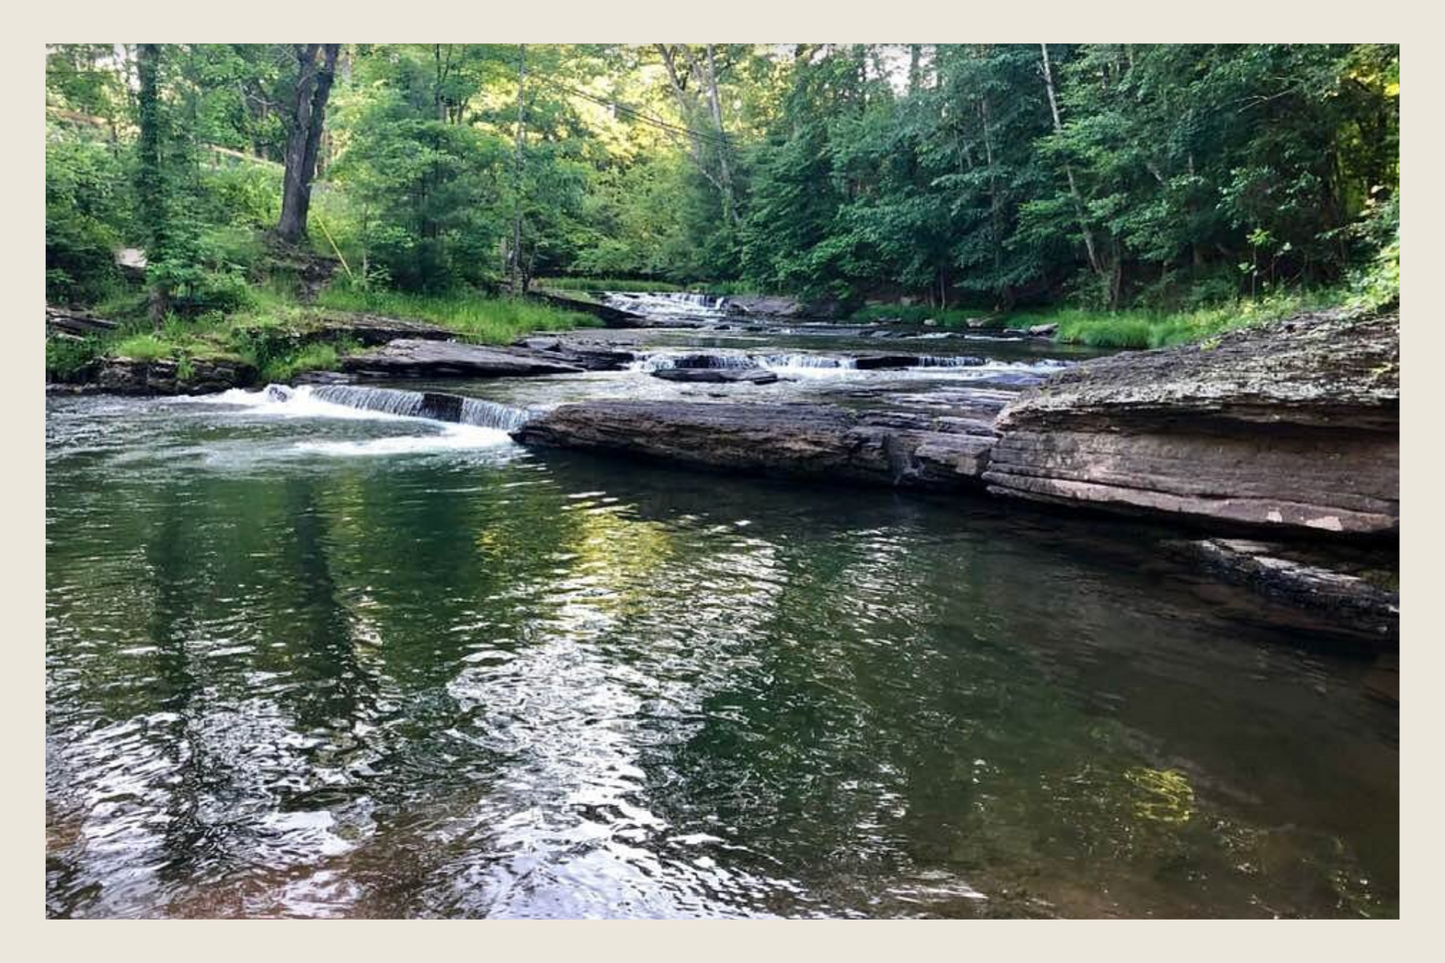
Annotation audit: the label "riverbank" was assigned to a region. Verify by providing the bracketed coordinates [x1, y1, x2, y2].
[851, 288, 1360, 349]
[46, 292, 1399, 643]
[45, 287, 600, 389]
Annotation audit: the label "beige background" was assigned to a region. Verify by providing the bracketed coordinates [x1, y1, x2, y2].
[8, 3, 1435, 951]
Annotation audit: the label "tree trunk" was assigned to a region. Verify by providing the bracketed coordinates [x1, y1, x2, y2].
[703, 44, 739, 228]
[1040, 43, 1104, 280]
[277, 43, 340, 246]
[510, 44, 527, 296]
[136, 43, 169, 325]
[657, 44, 739, 229]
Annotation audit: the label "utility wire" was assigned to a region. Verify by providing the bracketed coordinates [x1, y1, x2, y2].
[532, 75, 730, 148]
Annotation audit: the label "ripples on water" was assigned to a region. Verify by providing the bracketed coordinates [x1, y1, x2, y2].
[45, 392, 1399, 918]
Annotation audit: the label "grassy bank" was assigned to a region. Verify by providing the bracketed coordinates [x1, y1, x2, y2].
[852, 289, 1352, 349]
[1000, 290, 1348, 349]
[316, 288, 597, 343]
[47, 284, 600, 385]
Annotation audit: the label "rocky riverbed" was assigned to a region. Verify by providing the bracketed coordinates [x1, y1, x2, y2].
[44, 296, 1399, 643]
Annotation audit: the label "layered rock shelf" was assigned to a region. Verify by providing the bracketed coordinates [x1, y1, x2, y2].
[983, 312, 1399, 537]
[514, 401, 995, 491]
[341, 338, 588, 379]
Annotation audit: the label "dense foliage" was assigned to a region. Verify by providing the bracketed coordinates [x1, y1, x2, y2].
[47, 43, 1398, 316]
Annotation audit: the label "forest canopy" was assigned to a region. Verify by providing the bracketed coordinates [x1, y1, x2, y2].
[46, 43, 1399, 314]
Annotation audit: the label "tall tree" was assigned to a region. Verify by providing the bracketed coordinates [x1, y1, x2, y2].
[276, 43, 340, 244]
[135, 42, 171, 322]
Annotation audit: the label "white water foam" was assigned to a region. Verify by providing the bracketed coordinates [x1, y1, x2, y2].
[186, 385, 515, 457]
[190, 385, 417, 422]
[291, 424, 512, 457]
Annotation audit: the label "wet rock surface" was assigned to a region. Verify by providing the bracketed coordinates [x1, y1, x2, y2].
[510, 336, 636, 370]
[514, 401, 996, 491]
[724, 295, 805, 318]
[984, 312, 1399, 537]
[651, 367, 780, 384]
[1168, 537, 1399, 644]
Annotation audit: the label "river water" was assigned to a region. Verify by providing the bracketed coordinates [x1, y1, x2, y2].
[45, 302, 1398, 918]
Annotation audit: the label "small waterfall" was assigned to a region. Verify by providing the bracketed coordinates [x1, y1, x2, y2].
[759, 354, 857, 371]
[602, 291, 729, 320]
[912, 355, 986, 368]
[253, 384, 532, 431]
[311, 384, 425, 417]
[459, 397, 533, 431]
[630, 352, 754, 372]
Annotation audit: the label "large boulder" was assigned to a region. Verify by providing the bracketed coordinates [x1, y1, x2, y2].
[513, 401, 994, 491]
[983, 312, 1399, 536]
[341, 339, 584, 378]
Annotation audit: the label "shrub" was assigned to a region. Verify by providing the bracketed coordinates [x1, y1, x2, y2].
[259, 342, 341, 383]
[46, 336, 101, 380]
[46, 133, 129, 303]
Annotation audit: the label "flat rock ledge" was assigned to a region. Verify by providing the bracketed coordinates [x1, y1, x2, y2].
[342, 339, 586, 379]
[513, 401, 994, 491]
[652, 367, 779, 384]
[983, 311, 1399, 537]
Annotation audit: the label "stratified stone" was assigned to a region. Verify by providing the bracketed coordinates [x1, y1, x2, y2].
[984, 312, 1398, 537]
[514, 401, 995, 491]
[342, 339, 584, 378]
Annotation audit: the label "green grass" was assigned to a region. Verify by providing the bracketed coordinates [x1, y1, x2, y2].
[259, 341, 341, 383]
[63, 282, 600, 386]
[112, 333, 174, 361]
[1000, 289, 1347, 349]
[317, 287, 598, 344]
[853, 289, 1351, 349]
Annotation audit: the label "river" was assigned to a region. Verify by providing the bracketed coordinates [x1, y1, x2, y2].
[45, 295, 1398, 918]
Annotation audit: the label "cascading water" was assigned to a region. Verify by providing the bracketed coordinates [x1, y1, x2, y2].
[603, 291, 729, 320]
[460, 397, 533, 431]
[912, 355, 986, 368]
[629, 352, 756, 372]
[759, 354, 857, 371]
[216, 384, 534, 431]
[310, 384, 427, 417]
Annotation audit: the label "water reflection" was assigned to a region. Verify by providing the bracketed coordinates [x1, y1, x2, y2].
[46, 395, 1398, 918]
